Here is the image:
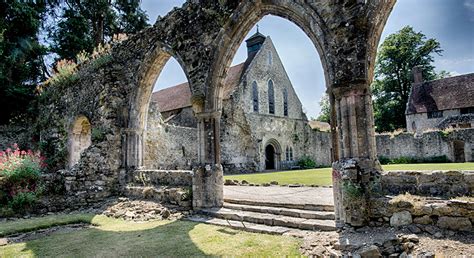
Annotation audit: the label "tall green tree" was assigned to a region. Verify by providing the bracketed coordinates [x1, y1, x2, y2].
[372, 26, 443, 132]
[316, 93, 330, 123]
[50, 0, 148, 61]
[0, 2, 48, 124]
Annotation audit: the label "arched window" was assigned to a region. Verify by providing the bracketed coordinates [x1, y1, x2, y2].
[252, 81, 259, 112]
[68, 116, 91, 168]
[268, 51, 272, 66]
[283, 88, 288, 117]
[286, 146, 294, 161]
[268, 80, 275, 114]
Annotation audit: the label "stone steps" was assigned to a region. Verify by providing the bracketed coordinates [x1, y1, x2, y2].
[187, 216, 302, 235]
[198, 207, 336, 232]
[223, 202, 335, 220]
[224, 198, 334, 212]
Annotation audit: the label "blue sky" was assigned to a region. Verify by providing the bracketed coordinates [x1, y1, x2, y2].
[142, 0, 474, 118]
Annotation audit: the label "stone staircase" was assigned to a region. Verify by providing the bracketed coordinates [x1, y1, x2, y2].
[188, 198, 337, 235]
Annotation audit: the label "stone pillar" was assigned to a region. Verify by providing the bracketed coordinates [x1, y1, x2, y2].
[192, 111, 224, 209]
[122, 128, 144, 169]
[331, 83, 382, 227]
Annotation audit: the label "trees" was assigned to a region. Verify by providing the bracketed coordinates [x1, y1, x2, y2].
[372, 26, 443, 132]
[0, 1, 149, 124]
[316, 94, 330, 123]
[0, 2, 48, 124]
[50, 0, 149, 61]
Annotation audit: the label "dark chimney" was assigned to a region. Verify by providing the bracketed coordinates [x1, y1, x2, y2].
[413, 66, 423, 84]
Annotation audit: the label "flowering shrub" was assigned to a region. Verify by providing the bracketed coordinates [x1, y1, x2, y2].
[0, 144, 45, 212]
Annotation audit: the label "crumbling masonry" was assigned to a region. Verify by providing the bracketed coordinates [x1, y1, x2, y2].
[38, 0, 397, 227]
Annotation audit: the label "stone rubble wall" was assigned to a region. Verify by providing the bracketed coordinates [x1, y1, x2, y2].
[131, 169, 193, 187]
[144, 123, 198, 170]
[376, 128, 474, 162]
[0, 125, 35, 150]
[380, 170, 473, 198]
[370, 197, 473, 232]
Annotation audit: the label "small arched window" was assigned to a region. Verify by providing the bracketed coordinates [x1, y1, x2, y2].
[286, 146, 294, 161]
[68, 116, 92, 168]
[283, 88, 288, 117]
[268, 80, 275, 114]
[268, 51, 272, 66]
[252, 81, 259, 112]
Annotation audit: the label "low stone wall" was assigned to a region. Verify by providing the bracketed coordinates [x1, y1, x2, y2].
[370, 196, 473, 232]
[125, 169, 194, 208]
[376, 128, 474, 162]
[132, 169, 193, 187]
[381, 170, 473, 198]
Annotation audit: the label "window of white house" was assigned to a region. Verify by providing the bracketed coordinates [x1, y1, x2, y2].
[427, 111, 443, 119]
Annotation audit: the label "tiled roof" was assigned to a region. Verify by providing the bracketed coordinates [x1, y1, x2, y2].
[151, 63, 245, 112]
[406, 73, 474, 115]
[150, 82, 192, 112]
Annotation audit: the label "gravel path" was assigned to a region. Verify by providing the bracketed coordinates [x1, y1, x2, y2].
[223, 185, 334, 206]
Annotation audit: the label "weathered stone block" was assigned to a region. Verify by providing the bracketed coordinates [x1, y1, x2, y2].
[437, 216, 472, 231]
[390, 211, 412, 227]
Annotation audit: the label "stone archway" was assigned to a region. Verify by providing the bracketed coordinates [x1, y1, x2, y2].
[264, 139, 282, 170]
[39, 0, 397, 226]
[122, 45, 192, 170]
[68, 116, 92, 168]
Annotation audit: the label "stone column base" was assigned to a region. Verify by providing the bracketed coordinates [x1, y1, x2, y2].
[192, 164, 224, 209]
[332, 158, 382, 227]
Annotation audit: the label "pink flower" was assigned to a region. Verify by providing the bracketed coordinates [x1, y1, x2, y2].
[6, 148, 11, 153]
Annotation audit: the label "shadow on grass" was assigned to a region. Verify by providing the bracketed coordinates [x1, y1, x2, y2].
[18, 220, 208, 257]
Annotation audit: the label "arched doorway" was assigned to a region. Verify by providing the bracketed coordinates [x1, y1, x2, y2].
[263, 139, 281, 170]
[265, 144, 276, 170]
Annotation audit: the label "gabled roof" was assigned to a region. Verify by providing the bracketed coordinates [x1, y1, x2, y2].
[406, 73, 474, 115]
[151, 63, 245, 112]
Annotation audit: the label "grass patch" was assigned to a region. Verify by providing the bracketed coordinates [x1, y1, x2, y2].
[225, 168, 333, 186]
[0, 214, 301, 256]
[224, 163, 474, 186]
[0, 213, 95, 237]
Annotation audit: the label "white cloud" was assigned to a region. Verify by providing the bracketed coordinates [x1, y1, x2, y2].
[465, 0, 474, 21]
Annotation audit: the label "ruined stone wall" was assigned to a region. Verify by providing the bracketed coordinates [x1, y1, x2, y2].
[144, 102, 198, 170]
[0, 125, 34, 150]
[160, 107, 197, 128]
[370, 197, 473, 232]
[144, 124, 198, 170]
[220, 100, 259, 174]
[376, 128, 474, 162]
[380, 170, 473, 197]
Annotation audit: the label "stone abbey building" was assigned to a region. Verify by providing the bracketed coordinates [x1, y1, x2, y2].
[145, 31, 331, 173]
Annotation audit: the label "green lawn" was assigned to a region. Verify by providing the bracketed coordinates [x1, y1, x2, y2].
[0, 214, 301, 257]
[224, 162, 474, 186]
